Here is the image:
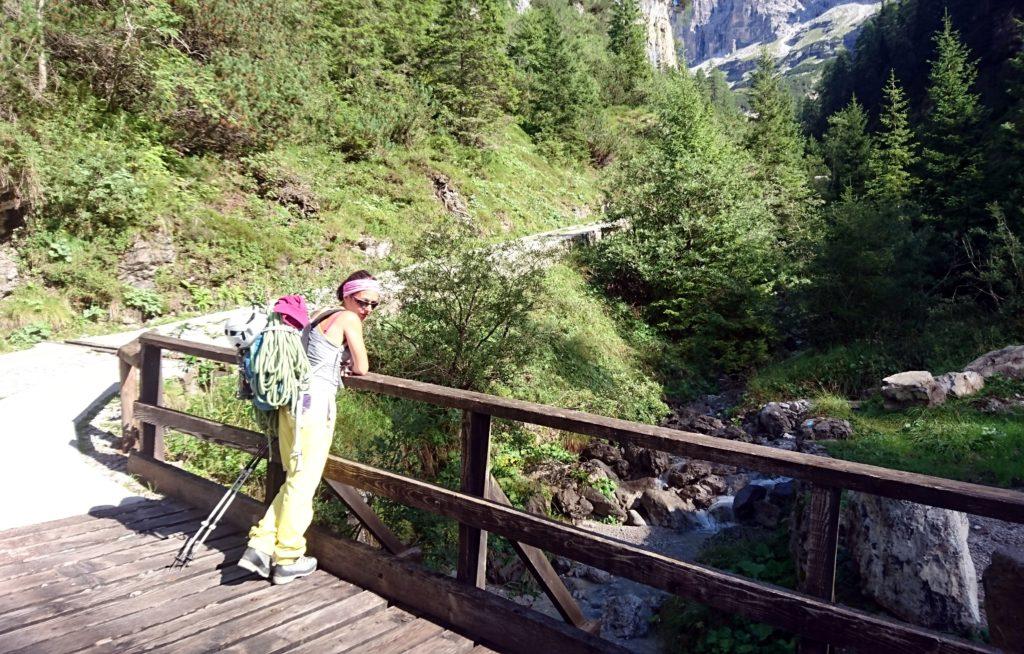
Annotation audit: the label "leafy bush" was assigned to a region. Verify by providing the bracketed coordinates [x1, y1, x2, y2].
[123, 287, 166, 318]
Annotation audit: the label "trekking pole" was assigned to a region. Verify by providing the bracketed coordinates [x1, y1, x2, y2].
[171, 441, 270, 569]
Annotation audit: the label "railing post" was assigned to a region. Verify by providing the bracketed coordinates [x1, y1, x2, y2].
[798, 485, 842, 654]
[457, 410, 491, 588]
[117, 340, 142, 452]
[138, 339, 164, 460]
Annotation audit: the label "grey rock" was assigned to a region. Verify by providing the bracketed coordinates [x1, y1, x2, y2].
[964, 345, 1024, 380]
[582, 458, 620, 483]
[581, 441, 629, 478]
[637, 488, 696, 529]
[881, 371, 947, 409]
[0, 245, 18, 298]
[666, 409, 751, 441]
[118, 230, 175, 289]
[356, 237, 392, 259]
[614, 476, 660, 511]
[982, 547, 1024, 651]
[732, 484, 768, 522]
[626, 509, 647, 527]
[935, 371, 985, 398]
[524, 492, 549, 517]
[797, 417, 853, 445]
[431, 173, 470, 220]
[769, 479, 796, 506]
[624, 444, 671, 478]
[581, 485, 627, 521]
[553, 486, 593, 521]
[845, 493, 980, 634]
[756, 400, 810, 438]
[601, 593, 652, 639]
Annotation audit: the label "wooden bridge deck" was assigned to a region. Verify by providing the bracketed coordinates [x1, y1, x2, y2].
[0, 498, 492, 654]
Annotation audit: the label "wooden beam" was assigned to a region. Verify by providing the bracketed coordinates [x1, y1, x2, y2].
[127, 453, 627, 654]
[322, 455, 997, 654]
[138, 342, 164, 460]
[118, 342, 141, 452]
[487, 476, 597, 634]
[325, 478, 409, 556]
[138, 331, 237, 364]
[342, 373, 1024, 524]
[133, 402, 279, 462]
[458, 411, 491, 589]
[797, 485, 842, 654]
[131, 335, 1024, 524]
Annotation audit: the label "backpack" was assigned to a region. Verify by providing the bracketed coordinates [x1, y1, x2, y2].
[229, 296, 343, 415]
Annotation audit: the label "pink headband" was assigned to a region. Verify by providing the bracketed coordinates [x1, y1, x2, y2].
[342, 279, 381, 297]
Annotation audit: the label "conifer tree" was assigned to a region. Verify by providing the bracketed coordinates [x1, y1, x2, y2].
[822, 96, 871, 198]
[422, 0, 514, 143]
[744, 50, 819, 268]
[919, 12, 985, 237]
[525, 7, 597, 153]
[866, 71, 917, 204]
[606, 0, 649, 104]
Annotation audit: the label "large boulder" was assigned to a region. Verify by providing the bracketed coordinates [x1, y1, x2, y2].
[581, 485, 627, 521]
[797, 417, 853, 447]
[623, 444, 670, 478]
[665, 409, 751, 442]
[580, 441, 629, 479]
[964, 345, 1024, 380]
[755, 400, 810, 438]
[637, 488, 696, 529]
[845, 493, 980, 634]
[983, 547, 1024, 652]
[601, 593, 652, 639]
[934, 371, 985, 398]
[552, 485, 593, 521]
[614, 476, 660, 511]
[881, 371, 947, 410]
[731, 484, 768, 522]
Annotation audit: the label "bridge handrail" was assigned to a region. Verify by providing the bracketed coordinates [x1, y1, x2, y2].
[130, 331, 1013, 654]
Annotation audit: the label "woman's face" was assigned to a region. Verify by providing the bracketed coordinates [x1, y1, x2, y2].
[344, 290, 381, 321]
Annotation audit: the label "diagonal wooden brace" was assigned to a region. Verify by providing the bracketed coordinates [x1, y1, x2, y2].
[487, 476, 600, 635]
[325, 478, 419, 561]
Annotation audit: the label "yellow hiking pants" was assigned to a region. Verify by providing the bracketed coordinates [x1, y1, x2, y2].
[248, 390, 336, 564]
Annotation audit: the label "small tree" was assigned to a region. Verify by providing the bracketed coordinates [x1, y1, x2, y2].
[821, 96, 871, 198]
[866, 71, 917, 205]
[606, 0, 650, 104]
[421, 0, 515, 143]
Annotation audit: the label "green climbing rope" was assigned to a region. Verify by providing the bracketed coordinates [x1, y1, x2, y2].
[251, 314, 310, 412]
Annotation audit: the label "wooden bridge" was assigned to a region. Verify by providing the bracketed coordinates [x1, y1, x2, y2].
[5, 332, 1023, 653]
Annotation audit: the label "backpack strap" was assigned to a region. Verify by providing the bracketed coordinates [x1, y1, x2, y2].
[300, 307, 347, 382]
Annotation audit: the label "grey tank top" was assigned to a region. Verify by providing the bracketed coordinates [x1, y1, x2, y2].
[305, 313, 351, 393]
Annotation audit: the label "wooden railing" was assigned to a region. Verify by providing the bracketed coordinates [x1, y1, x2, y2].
[126, 332, 1022, 654]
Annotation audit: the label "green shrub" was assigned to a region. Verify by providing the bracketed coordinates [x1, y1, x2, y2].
[123, 287, 166, 319]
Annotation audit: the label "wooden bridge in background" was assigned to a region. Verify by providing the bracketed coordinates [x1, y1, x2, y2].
[5, 331, 1023, 653]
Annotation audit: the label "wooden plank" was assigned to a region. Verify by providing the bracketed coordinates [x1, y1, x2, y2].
[488, 476, 595, 633]
[133, 403, 278, 461]
[798, 486, 843, 654]
[107, 571, 339, 653]
[322, 454, 998, 654]
[0, 565, 254, 654]
[341, 373, 1024, 524]
[217, 590, 387, 654]
[0, 537, 246, 636]
[128, 452, 629, 654]
[325, 479, 407, 555]
[458, 411, 491, 589]
[139, 331, 237, 364]
[0, 498, 176, 541]
[286, 607, 416, 654]
[139, 342, 164, 460]
[144, 573, 362, 653]
[403, 630, 476, 654]
[355, 618, 443, 654]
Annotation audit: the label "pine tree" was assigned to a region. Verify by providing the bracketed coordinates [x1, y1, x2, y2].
[919, 12, 986, 237]
[821, 96, 871, 198]
[524, 7, 597, 153]
[606, 0, 649, 104]
[422, 0, 515, 143]
[744, 50, 820, 268]
[865, 71, 917, 204]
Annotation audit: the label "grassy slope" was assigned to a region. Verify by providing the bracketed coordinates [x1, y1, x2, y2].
[1, 113, 599, 348]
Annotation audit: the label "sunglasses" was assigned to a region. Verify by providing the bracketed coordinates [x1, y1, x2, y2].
[354, 298, 380, 310]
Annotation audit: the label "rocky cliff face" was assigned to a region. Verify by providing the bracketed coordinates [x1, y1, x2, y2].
[672, 0, 880, 85]
[640, 0, 678, 70]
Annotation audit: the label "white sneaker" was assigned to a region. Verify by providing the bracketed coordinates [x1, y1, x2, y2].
[271, 555, 317, 585]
